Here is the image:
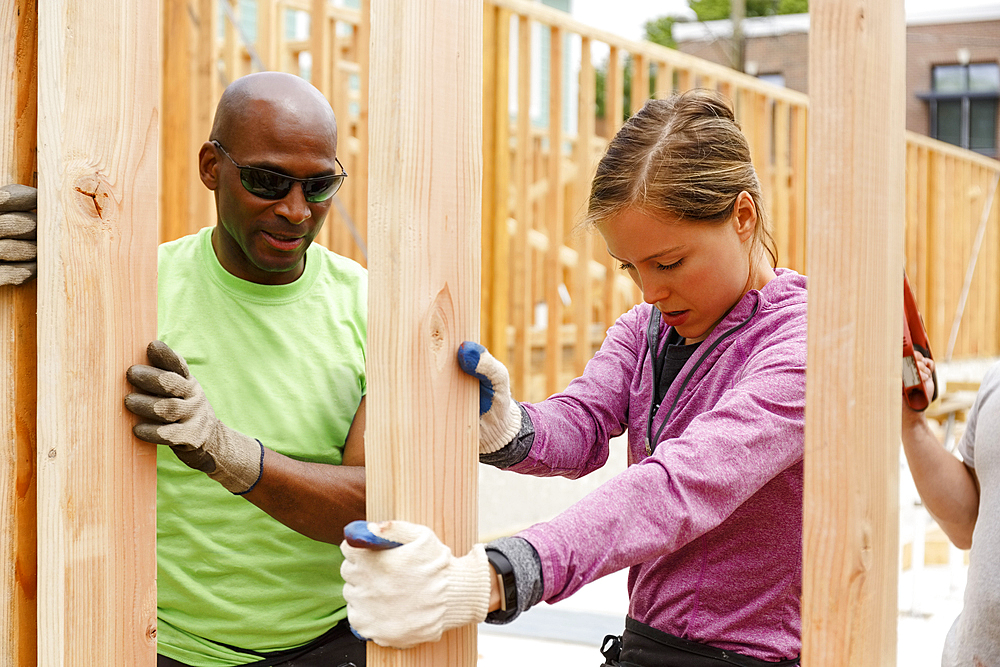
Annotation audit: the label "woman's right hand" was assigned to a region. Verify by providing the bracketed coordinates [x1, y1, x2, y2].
[457, 341, 522, 454]
[903, 350, 936, 422]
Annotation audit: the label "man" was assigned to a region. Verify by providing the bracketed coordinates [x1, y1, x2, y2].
[0, 72, 367, 667]
[902, 352, 997, 667]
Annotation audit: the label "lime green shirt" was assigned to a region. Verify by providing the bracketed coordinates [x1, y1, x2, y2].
[155, 227, 367, 666]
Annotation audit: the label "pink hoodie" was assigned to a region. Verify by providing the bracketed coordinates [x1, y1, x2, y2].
[515, 268, 807, 662]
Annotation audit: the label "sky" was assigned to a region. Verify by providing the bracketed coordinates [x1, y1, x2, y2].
[569, 0, 1000, 42]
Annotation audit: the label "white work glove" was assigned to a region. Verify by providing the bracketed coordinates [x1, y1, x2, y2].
[124, 340, 264, 494]
[340, 520, 491, 649]
[457, 341, 522, 454]
[0, 184, 38, 286]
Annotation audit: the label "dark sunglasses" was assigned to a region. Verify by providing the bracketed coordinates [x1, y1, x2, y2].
[211, 140, 347, 203]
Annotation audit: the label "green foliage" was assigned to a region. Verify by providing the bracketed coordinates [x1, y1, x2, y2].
[643, 16, 677, 49]
[688, 0, 808, 21]
[593, 0, 807, 121]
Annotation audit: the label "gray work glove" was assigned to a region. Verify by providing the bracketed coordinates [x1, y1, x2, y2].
[125, 340, 264, 494]
[0, 184, 37, 286]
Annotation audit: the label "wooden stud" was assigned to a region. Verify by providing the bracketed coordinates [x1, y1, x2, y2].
[602, 46, 623, 332]
[572, 36, 596, 376]
[772, 100, 790, 267]
[0, 0, 37, 663]
[190, 0, 219, 239]
[630, 52, 649, 116]
[353, 0, 370, 267]
[365, 1, 481, 665]
[483, 6, 511, 363]
[653, 60, 673, 100]
[161, 0, 194, 244]
[258, 0, 279, 71]
[544, 25, 564, 397]
[36, 0, 159, 661]
[802, 1, 904, 664]
[511, 13, 532, 399]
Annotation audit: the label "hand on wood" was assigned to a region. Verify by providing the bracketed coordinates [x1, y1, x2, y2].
[125, 340, 264, 494]
[902, 350, 936, 422]
[341, 520, 491, 648]
[457, 341, 522, 454]
[0, 184, 37, 286]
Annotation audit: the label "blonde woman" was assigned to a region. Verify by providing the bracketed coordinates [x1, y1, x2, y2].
[342, 90, 805, 667]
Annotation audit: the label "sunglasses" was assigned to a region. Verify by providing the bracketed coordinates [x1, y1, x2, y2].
[211, 140, 347, 203]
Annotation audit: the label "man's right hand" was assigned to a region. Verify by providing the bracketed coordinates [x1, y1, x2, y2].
[457, 341, 522, 454]
[0, 184, 37, 286]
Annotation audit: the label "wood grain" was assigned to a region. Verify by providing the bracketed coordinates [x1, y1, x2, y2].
[366, 1, 482, 664]
[0, 0, 37, 664]
[802, 1, 905, 664]
[36, 0, 158, 662]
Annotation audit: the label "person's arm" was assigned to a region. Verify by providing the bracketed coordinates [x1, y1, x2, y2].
[125, 340, 365, 543]
[241, 396, 366, 544]
[901, 353, 980, 549]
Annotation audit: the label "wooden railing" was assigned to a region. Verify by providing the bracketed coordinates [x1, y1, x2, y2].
[161, 0, 1000, 403]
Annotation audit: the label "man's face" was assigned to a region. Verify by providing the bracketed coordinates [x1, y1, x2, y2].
[202, 110, 339, 285]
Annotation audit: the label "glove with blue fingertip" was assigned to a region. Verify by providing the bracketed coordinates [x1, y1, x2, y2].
[340, 520, 492, 649]
[457, 341, 522, 454]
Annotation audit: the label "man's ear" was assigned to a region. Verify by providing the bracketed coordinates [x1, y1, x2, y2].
[198, 142, 220, 191]
[733, 191, 758, 242]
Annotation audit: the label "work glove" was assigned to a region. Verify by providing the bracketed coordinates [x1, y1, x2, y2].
[457, 341, 522, 454]
[124, 340, 264, 494]
[340, 520, 491, 649]
[0, 184, 38, 286]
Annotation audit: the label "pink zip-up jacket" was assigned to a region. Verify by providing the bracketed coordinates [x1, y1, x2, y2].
[514, 268, 806, 661]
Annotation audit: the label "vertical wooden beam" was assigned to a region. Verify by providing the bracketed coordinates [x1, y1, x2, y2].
[511, 13, 532, 399]
[258, 0, 279, 71]
[353, 0, 370, 266]
[36, 0, 159, 662]
[0, 0, 37, 663]
[482, 5, 511, 361]
[544, 25, 563, 397]
[802, 0, 904, 665]
[190, 0, 219, 238]
[630, 53, 648, 115]
[602, 46, 623, 331]
[772, 100, 790, 267]
[572, 36, 595, 377]
[654, 60, 673, 100]
[161, 0, 194, 243]
[366, 0, 481, 665]
[310, 0, 330, 93]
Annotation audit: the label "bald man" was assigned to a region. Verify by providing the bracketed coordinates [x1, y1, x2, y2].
[1, 73, 367, 666]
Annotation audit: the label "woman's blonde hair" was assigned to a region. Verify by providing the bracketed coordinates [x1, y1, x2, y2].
[583, 89, 777, 268]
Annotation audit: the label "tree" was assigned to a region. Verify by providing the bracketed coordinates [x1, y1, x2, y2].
[594, 0, 808, 122]
[689, 0, 807, 21]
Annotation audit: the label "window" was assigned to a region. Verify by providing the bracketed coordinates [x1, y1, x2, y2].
[921, 63, 1000, 158]
[757, 73, 786, 89]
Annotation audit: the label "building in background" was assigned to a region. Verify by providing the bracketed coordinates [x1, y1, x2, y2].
[672, 5, 1000, 158]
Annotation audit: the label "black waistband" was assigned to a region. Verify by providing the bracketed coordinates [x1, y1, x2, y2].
[618, 616, 799, 667]
[209, 618, 355, 667]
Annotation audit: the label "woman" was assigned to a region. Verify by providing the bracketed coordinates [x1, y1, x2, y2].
[341, 89, 806, 667]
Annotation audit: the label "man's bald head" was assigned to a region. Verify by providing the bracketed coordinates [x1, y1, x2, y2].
[210, 72, 337, 149]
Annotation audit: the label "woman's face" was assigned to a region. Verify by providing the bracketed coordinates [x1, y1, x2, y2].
[601, 196, 758, 344]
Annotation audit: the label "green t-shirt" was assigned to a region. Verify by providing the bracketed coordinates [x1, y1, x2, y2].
[155, 227, 367, 666]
